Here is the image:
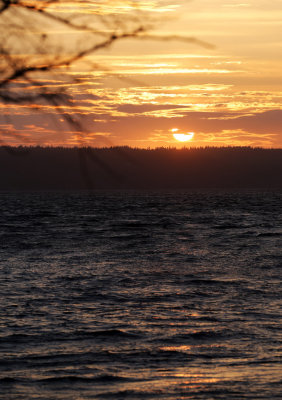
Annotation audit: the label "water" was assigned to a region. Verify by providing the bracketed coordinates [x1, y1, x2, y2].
[0, 190, 281, 399]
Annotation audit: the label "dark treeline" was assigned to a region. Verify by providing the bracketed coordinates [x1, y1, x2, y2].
[1, 146, 282, 190]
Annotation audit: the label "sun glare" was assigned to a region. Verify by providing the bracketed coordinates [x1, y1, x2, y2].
[172, 129, 194, 142]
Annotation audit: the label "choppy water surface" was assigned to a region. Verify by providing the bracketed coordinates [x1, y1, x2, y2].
[0, 190, 281, 399]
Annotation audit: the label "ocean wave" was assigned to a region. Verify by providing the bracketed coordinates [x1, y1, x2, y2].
[0, 329, 141, 345]
[36, 374, 135, 384]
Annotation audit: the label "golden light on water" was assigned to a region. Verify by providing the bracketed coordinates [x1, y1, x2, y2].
[172, 129, 194, 142]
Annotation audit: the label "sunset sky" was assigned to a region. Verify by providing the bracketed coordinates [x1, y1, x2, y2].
[1, 0, 282, 148]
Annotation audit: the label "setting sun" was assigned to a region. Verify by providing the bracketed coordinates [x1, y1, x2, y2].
[172, 129, 194, 142]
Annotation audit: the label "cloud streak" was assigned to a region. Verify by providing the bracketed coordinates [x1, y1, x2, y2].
[1, 1, 282, 148]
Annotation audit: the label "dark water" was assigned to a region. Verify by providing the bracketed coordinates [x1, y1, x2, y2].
[0, 191, 281, 399]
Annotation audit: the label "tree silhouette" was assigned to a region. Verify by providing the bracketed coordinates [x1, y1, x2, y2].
[0, 1, 150, 121]
[0, 1, 212, 109]
[0, 0, 157, 164]
[1, 146, 282, 190]
[0, 1, 213, 185]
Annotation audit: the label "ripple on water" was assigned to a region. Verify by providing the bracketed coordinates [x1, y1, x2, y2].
[0, 190, 281, 399]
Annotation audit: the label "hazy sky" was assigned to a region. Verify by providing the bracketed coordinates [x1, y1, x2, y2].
[1, 0, 282, 148]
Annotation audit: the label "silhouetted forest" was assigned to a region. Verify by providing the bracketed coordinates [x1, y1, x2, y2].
[1, 146, 282, 190]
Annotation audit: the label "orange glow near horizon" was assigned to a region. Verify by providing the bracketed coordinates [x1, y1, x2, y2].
[1, 1, 282, 148]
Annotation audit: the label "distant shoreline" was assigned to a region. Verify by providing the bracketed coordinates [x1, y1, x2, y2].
[1, 146, 282, 190]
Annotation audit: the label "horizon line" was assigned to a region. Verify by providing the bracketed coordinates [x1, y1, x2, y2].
[1, 145, 282, 151]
